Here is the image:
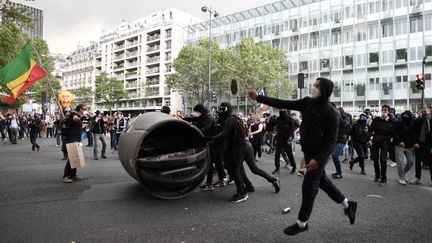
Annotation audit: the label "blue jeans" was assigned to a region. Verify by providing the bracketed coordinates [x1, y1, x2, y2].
[331, 143, 345, 175]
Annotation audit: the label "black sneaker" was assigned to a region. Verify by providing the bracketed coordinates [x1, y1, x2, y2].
[349, 161, 354, 170]
[360, 169, 366, 175]
[332, 173, 343, 179]
[379, 179, 387, 184]
[291, 168, 296, 174]
[229, 193, 240, 202]
[101, 156, 107, 159]
[272, 178, 281, 193]
[234, 194, 248, 203]
[283, 223, 309, 236]
[344, 200, 357, 225]
[272, 169, 280, 175]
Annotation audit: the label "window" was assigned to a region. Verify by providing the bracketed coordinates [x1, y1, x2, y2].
[345, 55, 353, 66]
[395, 20, 408, 35]
[426, 45, 432, 56]
[311, 34, 319, 48]
[425, 14, 432, 31]
[300, 61, 308, 70]
[356, 4, 365, 17]
[321, 58, 330, 69]
[410, 17, 423, 33]
[356, 29, 366, 41]
[344, 30, 352, 43]
[382, 50, 394, 64]
[333, 57, 341, 68]
[396, 0, 408, 8]
[396, 48, 408, 61]
[382, 22, 393, 37]
[332, 31, 341, 45]
[369, 25, 379, 39]
[369, 52, 379, 63]
[345, 7, 352, 19]
[320, 33, 329, 47]
[290, 19, 298, 31]
[369, 1, 376, 13]
[382, 0, 389, 11]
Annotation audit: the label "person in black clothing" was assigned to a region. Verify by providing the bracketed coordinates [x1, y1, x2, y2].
[247, 77, 357, 236]
[393, 110, 416, 185]
[349, 114, 371, 175]
[369, 105, 393, 184]
[273, 109, 296, 174]
[410, 106, 432, 185]
[248, 114, 264, 160]
[63, 104, 86, 183]
[331, 107, 350, 179]
[92, 110, 107, 160]
[207, 102, 249, 203]
[182, 104, 226, 191]
[263, 113, 276, 154]
[28, 114, 41, 152]
[60, 108, 71, 160]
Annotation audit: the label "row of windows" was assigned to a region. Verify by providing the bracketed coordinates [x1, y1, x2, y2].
[292, 45, 431, 71]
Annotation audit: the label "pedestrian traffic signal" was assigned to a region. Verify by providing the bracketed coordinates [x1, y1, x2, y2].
[211, 91, 217, 102]
[416, 74, 425, 90]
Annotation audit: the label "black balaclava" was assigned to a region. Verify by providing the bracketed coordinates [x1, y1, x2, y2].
[401, 110, 413, 125]
[316, 77, 334, 103]
[193, 104, 208, 115]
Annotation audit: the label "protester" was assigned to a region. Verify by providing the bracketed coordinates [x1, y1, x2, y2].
[248, 77, 357, 236]
[7, 114, 19, 144]
[411, 106, 432, 185]
[348, 114, 370, 175]
[273, 109, 296, 174]
[113, 112, 127, 152]
[28, 114, 41, 152]
[369, 105, 393, 184]
[248, 113, 264, 160]
[92, 110, 107, 160]
[331, 107, 350, 179]
[63, 104, 86, 183]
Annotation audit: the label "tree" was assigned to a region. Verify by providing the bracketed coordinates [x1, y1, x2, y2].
[166, 39, 230, 106]
[225, 37, 293, 100]
[0, 1, 60, 105]
[74, 86, 94, 106]
[94, 72, 128, 113]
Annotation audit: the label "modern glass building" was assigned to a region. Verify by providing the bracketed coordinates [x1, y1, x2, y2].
[185, 0, 432, 114]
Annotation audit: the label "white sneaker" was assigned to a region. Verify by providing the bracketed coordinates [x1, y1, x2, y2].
[398, 179, 407, 185]
[410, 177, 421, 185]
[389, 162, 397, 167]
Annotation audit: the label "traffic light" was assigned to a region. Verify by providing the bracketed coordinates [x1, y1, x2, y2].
[298, 73, 305, 89]
[416, 74, 425, 90]
[211, 91, 217, 102]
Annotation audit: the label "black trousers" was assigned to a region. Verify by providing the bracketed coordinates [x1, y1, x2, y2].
[298, 156, 345, 222]
[250, 137, 262, 159]
[371, 142, 388, 180]
[225, 143, 247, 195]
[206, 142, 227, 185]
[352, 142, 368, 169]
[415, 144, 432, 180]
[274, 139, 296, 170]
[86, 131, 93, 145]
[30, 132, 39, 151]
[243, 140, 275, 183]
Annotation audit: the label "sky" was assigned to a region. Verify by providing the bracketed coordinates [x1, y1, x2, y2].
[20, 0, 278, 54]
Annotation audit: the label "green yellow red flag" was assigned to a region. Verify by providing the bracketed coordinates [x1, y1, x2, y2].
[0, 42, 46, 103]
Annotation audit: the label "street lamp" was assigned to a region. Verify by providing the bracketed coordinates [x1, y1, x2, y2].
[201, 6, 219, 108]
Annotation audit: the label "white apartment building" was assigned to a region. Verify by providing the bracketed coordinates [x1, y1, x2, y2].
[61, 42, 98, 106]
[186, 0, 432, 114]
[94, 9, 201, 113]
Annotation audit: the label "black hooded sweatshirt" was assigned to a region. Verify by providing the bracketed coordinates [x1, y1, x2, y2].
[184, 104, 217, 137]
[210, 102, 244, 149]
[257, 78, 340, 165]
[275, 110, 294, 142]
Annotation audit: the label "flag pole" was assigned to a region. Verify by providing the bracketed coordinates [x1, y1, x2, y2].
[28, 40, 65, 119]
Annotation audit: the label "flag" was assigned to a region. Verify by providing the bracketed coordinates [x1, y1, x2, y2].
[0, 42, 46, 103]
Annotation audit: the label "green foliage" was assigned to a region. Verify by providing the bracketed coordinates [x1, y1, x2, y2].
[74, 86, 94, 104]
[167, 37, 293, 105]
[166, 39, 229, 105]
[95, 72, 128, 111]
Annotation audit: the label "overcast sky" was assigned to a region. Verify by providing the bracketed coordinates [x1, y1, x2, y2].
[20, 0, 277, 54]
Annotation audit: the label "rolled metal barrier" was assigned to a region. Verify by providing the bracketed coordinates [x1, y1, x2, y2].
[118, 112, 209, 199]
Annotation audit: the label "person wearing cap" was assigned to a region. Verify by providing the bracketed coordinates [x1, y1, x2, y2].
[348, 113, 371, 175]
[247, 77, 357, 236]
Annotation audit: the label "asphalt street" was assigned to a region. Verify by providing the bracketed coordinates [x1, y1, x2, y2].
[1, 137, 432, 243]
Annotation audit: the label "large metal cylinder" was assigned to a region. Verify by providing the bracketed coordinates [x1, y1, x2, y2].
[118, 112, 209, 199]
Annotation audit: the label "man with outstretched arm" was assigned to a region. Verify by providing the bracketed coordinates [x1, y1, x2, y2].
[247, 77, 357, 236]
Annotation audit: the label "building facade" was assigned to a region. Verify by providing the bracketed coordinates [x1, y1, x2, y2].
[2, 1, 44, 37]
[94, 9, 201, 113]
[186, 0, 432, 114]
[61, 42, 98, 107]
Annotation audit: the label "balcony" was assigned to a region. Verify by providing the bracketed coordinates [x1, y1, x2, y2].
[113, 44, 125, 51]
[165, 44, 172, 50]
[125, 82, 138, 89]
[126, 51, 140, 58]
[147, 56, 161, 64]
[147, 34, 161, 42]
[126, 41, 141, 47]
[113, 64, 124, 70]
[125, 62, 139, 68]
[146, 79, 160, 85]
[113, 54, 125, 61]
[125, 71, 139, 79]
[147, 45, 160, 53]
[146, 68, 160, 76]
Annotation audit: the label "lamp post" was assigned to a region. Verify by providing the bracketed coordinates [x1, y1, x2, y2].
[201, 6, 219, 108]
